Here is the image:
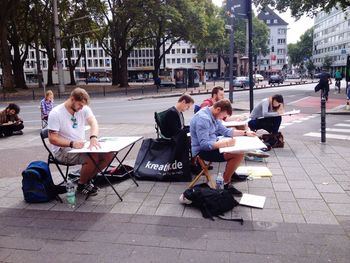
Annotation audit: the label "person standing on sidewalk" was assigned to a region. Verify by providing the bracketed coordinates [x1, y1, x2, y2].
[248, 94, 285, 134]
[0, 103, 24, 137]
[48, 87, 113, 196]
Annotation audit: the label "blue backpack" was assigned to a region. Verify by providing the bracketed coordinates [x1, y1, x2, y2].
[22, 161, 65, 203]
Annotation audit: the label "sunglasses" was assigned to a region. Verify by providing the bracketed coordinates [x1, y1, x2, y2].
[71, 116, 78, 128]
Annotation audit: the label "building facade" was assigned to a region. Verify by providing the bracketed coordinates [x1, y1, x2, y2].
[257, 7, 288, 75]
[313, 6, 350, 73]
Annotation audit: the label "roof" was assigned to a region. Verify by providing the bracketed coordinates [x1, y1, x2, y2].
[257, 6, 288, 26]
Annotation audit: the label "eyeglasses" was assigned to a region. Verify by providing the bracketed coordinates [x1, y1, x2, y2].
[71, 116, 78, 128]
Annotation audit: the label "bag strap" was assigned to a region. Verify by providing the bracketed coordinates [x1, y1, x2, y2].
[217, 215, 244, 225]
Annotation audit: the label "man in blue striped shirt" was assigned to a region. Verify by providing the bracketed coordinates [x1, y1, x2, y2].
[190, 99, 256, 193]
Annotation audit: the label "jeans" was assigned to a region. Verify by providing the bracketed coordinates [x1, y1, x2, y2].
[248, 116, 282, 134]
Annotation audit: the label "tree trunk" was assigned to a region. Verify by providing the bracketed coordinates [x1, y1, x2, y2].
[119, 54, 129, 87]
[12, 45, 28, 89]
[0, 27, 14, 91]
[68, 65, 76, 85]
[153, 46, 161, 80]
[111, 56, 119, 86]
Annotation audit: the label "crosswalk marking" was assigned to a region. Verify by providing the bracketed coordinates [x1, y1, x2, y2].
[335, 123, 350, 127]
[304, 132, 350, 140]
[326, 128, 350, 133]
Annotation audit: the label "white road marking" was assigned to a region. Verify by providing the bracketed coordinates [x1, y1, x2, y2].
[326, 128, 350, 133]
[334, 123, 350, 127]
[287, 96, 311, 105]
[304, 132, 350, 140]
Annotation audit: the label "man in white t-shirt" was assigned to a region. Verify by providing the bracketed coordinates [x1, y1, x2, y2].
[48, 88, 113, 196]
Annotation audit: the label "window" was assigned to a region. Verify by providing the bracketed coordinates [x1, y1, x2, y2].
[277, 49, 285, 55]
[99, 59, 103, 67]
[213, 57, 217, 63]
[99, 50, 103, 57]
[187, 49, 191, 54]
[87, 50, 92, 57]
[171, 49, 175, 54]
[182, 49, 186, 54]
[150, 50, 153, 57]
[192, 48, 196, 53]
[182, 58, 186, 63]
[208, 57, 212, 63]
[172, 58, 175, 63]
[277, 39, 286, 44]
[277, 59, 285, 64]
[93, 50, 97, 57]
[177, 58, 180, 63]
[266, 19, 270, 24]
[176, 49, 181, 54]
[274, 19, 278, 24]
[167, 58, 170, 64]
[187, 58, 191, 63]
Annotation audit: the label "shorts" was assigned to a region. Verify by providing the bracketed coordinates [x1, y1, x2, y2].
[199, 149, 226, 162]
[54, 147, 87, 165]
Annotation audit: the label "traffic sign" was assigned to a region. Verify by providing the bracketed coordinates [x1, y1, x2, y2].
[226, 0, 248, 18]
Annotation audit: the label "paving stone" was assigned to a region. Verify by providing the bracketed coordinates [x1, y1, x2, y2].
[182, 206, 202, 218]
[155, 204, 184, 217]
[229, 253, 281, 263]
[207, 239, 255, 253]
[297, 199, 331, 212]
[278, 201, 302, 214]
[282, 213, 306, 223]
[302, 210, 339, 225]
[247, 180, 273, 188]
[338, 181, 350, 191]
[328, 203, 350, 216]
[292, 189, 322, 199]
[321, 193, 350, 204]
[179, 249, 229, 263]
[127, 246, 180, 263]
[110, 202, 141, 214]
[75, 230, 119, 242]
[263, 198, 279, 209]
[288, 180, 316, 190]
[315, 183, 345, 193]
[255, 241, 307, 256]
[252, 209, 283, 223]
[117, 232, 161, 246]
[272, 183, 292, 192]
[161, 193, 182, 204]
[0, 236, 44, 250]
[122, 192, 148, 202]
[275, 191, 296, 202]
[271, 176, 288, 183]
[148, 186, 168, 196]
[247, 187, 276, 198]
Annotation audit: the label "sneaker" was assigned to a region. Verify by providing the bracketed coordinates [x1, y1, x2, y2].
[224, 183, 243, 197]
[245, 155, 264, 162]
[77, 182, 98, 196]
[231, 172, 248, 182]
[246, 150, 270, 158]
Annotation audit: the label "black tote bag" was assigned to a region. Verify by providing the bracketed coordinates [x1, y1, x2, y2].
[134, 135, 191, 182]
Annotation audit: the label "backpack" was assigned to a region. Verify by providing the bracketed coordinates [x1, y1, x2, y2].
[183, 183, 243, 224]
[22, 161, 66, 203]
[260, 132, 284, 148]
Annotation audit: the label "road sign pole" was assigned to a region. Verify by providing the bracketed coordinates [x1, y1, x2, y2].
[247, 0, 254, 112]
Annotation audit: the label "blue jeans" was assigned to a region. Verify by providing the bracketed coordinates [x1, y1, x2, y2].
[248, 116, 282, 134]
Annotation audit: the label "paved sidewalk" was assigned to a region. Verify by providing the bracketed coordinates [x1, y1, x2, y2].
[1, 92, 350, 262]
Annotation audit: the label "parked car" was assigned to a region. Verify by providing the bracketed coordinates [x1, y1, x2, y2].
[87, 76, 100, 83]
[99, 77, 111, 82]
[253, 74, 264, 81]
[232, 76, 255, 88]
[268, 75, 284, 85]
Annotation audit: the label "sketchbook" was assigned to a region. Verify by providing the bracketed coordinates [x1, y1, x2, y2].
[236, 166, 272, 178]
[219, 136, 267, 153]
[239, 193, 266, 209]
[258, 109, 300, 119]
[222, 120, 249, 127]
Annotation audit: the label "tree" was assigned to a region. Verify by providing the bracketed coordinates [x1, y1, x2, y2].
[0, 0, 20, 91]
[323, 55, 333, 70]
[305, 59, 315, 75]
[287, 28, 313, 66]
[253, 0, 350, 19]
[146, 0, 207, 80]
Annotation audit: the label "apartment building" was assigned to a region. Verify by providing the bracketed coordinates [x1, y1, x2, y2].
[257, 7, 288, 75]
[313, 6, 350, 73]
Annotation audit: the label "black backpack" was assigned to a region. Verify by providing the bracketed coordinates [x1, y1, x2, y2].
[22, 161, 66, 203]
[183, 183, 243, 224]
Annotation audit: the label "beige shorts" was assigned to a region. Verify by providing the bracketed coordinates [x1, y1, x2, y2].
[54, 147, 87, 165]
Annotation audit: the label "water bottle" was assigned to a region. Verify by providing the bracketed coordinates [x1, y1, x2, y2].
[216, 172, 224, 190]
[66, 180, 76, 208]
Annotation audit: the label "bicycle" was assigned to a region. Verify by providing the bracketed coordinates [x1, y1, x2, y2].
[335, 79, 341, 94]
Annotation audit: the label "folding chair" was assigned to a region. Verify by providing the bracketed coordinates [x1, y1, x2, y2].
[188, 156, 215, 189]
[154, 110, 171, 139]
[40, 129, 75, 184]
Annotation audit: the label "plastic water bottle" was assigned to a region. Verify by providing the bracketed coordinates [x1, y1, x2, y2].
[216, 172, 224, 190]
[66, 180, 76, 208]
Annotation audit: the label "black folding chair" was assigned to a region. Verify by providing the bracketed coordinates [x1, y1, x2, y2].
[154, 110, 171, 139]
[40, 129, 75, 184]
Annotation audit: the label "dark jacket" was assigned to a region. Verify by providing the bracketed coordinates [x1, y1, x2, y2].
[162, 106, 185, 138]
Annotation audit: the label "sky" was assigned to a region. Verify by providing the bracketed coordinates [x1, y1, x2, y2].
[212, 0, 314, 44]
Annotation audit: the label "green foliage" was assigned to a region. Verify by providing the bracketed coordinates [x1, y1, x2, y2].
[323, 55, 333, 69]
[287, 28, 313, 66]
[253, 0, 350, 19]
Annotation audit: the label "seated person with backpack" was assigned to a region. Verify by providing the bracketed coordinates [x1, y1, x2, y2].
[161, 94, 194, 138]
[0, 103, 24, 137]
[190, 99, 256, 193]
[48, 88, 113, 196]
[248, 94, 284, 135]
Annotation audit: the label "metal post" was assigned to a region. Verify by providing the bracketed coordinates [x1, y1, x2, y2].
[228, 12, 234, 103]
[247, 0, 254, 112]
[53, 0, 65, 93]
[320, 93, 326, 143]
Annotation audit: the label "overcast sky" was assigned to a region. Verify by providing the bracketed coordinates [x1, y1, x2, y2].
[212, 0, 314, 44]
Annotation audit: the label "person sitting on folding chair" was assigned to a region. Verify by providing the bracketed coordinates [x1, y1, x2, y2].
[199, 86, 225, 110]
[40, 90, 54, 127]
[190, 99, 256, 194]
[161, 94, 194, 138]
[48, 87, 113, 196]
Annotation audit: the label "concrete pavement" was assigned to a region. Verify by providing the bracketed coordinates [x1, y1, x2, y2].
[1, 86, 350, 262]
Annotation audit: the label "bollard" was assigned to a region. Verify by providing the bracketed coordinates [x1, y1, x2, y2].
[142, 85, 144, 94]
[320, 96, 326, 143]
[32, 88, 35, 100]
[103, 86, 106, 97]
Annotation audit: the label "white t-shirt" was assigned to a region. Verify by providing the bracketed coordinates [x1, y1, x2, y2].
[48, 103, 94, 153]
